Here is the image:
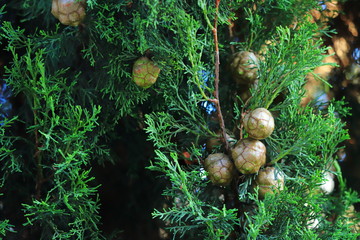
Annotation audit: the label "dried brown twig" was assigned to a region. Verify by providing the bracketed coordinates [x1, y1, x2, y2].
[207, 0, 230, 153]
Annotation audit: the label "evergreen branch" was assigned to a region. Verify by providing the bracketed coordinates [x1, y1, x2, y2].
[0, 220, 16, 237]
[149, 150, 238, 238]
[0, 1, 357, 239]
[244, 190, 275, 239]
[212, 0, 229, 153]
[174, 86, 215, 137]
[247, 23, 329, 110]
[267, 102, 348, 177]
[200, 0, 229, 152]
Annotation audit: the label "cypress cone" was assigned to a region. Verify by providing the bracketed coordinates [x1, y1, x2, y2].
[51, 0, 86, 26]
[231, 138, 266, 174]
[132, 57, 161, 89]
[254, 167, 284, 198]
[230, 51, 259, 85]
[243, 108, 275, 140]
[204, 153, 235, 186]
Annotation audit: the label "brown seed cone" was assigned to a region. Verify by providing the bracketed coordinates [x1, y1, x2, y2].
[230, 51, 259, 85]
[231, 138, 266, 174]
[243, 108, 275, 140]
[254, 167, 284, 198]
[51, 0, 86, 27]
[204, 153, 235, 186]
[132, 57, 161, 89]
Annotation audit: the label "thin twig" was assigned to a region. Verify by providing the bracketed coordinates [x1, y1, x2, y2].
[210, 0, 229, 153]
[228, 18, 235, 54]
[211, 3, 243, 234]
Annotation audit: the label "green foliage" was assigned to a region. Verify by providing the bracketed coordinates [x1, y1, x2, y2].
[3, 42, 104, 239]
[0, 8, 107, 236]
[0, 219, 15, 238]
[10, 0, 53, 24]
[0, 0, 358, 239]
[143, 0, 360, 239]
[0, 116, 22, 175]
[245, 167, 360, 240]
[247, 23, 335, 110]
[233, 0, 322, 51]
[148, 151, 238, 239]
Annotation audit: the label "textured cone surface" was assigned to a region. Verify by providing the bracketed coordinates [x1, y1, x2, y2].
[255, 167, 284, 198]
[243, 108, 274, 139]
[204, 153, 235, 186]
[132, 57, 161, 89]
[231, 138, 266, 174]
[51, 0, 86, 26]
[230, 51, 259, 85]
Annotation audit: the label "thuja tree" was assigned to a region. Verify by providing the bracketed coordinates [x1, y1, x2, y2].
[0, 0, 358, 239]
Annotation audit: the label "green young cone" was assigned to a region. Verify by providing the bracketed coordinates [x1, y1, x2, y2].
[132, 57, 161, 89]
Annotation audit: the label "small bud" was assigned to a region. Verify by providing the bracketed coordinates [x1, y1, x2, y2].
[231, 138, 266, 174]
[204, 153, 235, 186]
[132, 57, 161, 89]
[181, 151, 195, 165]
[243, 108, 275, 140]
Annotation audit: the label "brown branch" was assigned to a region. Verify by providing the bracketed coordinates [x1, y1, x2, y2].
[211, 3, 243, 235]
[228, 18, 235, 54]
[211, 0, 230, 153]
